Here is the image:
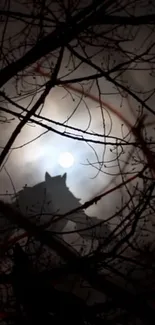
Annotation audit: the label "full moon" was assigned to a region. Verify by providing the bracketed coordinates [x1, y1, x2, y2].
[58, 152, 74, 168]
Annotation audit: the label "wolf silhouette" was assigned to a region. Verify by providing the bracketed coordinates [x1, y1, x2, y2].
[11, 172, 110, 244]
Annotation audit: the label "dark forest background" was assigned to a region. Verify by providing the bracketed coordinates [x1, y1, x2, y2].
[0, 1, 155, 324]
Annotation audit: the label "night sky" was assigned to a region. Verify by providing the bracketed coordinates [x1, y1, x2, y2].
[0, 0, 155, 255]
[1, 2, 155, 323]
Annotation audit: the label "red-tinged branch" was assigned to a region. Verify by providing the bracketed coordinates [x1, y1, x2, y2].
[36, 64, 155, 177]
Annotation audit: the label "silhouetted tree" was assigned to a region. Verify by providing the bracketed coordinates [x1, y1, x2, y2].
[0, 1, 155, 325]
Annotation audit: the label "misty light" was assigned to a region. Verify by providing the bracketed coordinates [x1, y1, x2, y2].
[58, 152, 74, 168]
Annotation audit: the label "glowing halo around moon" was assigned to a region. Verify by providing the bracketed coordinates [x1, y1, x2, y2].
[58, 152, 74, 168]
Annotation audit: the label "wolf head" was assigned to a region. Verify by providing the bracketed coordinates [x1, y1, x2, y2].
[11, 172, 110, 244]
[11, 172, 82, 233]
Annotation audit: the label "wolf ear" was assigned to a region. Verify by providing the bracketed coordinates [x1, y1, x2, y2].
[45, 172, 51, 182]
[62, 173, 67, 182]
